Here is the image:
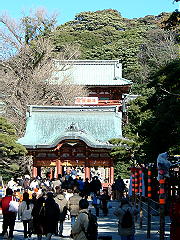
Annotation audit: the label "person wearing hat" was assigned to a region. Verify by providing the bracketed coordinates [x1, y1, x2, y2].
[7, 178, 17, 191]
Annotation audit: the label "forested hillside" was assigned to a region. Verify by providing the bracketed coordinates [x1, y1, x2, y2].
[0, 9, 179, 177]
[51, 9, 178, 85]
[50, 9, 179, 165]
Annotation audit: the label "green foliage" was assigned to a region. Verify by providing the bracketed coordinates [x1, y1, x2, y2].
[162, 9, 180, 34]
[22, 12, 57, 43]
[109, 138, 139, 178]
[0, 133, 26, 157]
[123, 88, 155, 140]
[51, 9, 173, 81]
[0, 117, 27, 180]
[151, 59, 180, 95]
[0, 117, 16, 135]
[0, 117, 27, 157]
[114, 161, 131, 179]
[9, 163, 20, 171]
[124, 60, 180, 163]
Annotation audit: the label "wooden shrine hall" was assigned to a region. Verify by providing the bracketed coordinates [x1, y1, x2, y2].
[18, 60, 132, 184]
[18, 105, 124, 184]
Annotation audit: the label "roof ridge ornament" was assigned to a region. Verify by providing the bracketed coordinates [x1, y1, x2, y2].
[66, 122, 80, 132]
[67, 122, 77, 131]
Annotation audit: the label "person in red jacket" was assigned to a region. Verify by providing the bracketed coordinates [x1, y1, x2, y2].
[0, 188, 17, 240]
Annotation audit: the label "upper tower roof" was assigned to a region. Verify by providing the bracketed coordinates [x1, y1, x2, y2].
[51, 60, 132, 86]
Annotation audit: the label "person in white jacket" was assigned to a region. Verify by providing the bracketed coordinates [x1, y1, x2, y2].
[18, 192, 34, 239]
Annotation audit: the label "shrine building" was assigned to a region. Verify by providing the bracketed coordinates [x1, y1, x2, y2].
[18, 60, 132, 184]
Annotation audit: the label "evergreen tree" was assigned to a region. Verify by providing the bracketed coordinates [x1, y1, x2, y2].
[0, 117, 27, 181]
[124, 60, 180, 163]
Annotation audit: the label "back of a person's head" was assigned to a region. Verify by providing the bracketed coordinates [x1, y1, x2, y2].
[32, 192, 37, 199]
[67, 189, 73, 193]
[47, 192, 54, 198]
[58, 189, 64, 194]
[74, 188, 79, 194]
[96, 190, 100, 195]
[79, 199, 89, 209]
[23, 192, 29, 201]
[55, 186, 61, 193]
[6, 187, 13, 196]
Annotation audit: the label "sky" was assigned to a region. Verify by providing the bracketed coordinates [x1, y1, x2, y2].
[1, 0, 179, 25]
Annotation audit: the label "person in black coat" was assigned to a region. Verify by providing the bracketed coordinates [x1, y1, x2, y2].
[90, 176, 102, 194]
[100, 189, 110, 216]
[83, 178, 91, 199]
[32, 195, 46, 240]
[44, 192, 60, 240]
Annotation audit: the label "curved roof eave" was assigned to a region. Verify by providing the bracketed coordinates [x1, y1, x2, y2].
[24, 135, 113, 150]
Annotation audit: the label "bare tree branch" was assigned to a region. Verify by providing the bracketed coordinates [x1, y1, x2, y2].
[137, 28, 179, 83]
[0, 10, 88, 135]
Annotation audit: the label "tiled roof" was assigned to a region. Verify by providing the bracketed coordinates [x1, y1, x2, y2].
[18, 105, 124, 149]
[51, 60, 132, 86]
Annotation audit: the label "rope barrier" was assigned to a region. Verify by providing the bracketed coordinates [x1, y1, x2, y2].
[129, 165, 177, 240]
[136, 195, 159, 205]
[136, 197, 159, 214]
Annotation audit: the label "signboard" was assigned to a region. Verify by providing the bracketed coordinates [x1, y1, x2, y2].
[75, 97, 98, 105]
[33, 159, 56, 167]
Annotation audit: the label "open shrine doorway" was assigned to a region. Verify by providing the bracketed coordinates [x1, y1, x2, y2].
[32, 159, 114, 184]
[32, 144, 114, 185]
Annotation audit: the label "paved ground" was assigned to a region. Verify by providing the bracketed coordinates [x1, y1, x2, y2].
[0, 200, 170, 240]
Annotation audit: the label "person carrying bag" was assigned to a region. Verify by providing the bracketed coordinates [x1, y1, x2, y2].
[0, 188, 17, 240]
[114, 198, 139, 240]
[9, 196, 19, 213]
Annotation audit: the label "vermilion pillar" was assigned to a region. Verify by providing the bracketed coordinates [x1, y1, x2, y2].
[32, 167, 37, 178]
[139, 168, 143, 194]
[85, 166, 90, 180]
[135, 169, 139, 194]
[110, 166, 114, 184]
[56, 159, 62, 178]
[148, 168, 152, 198]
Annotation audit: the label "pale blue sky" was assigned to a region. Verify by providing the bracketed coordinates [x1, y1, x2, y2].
[1, 0, 179, 25]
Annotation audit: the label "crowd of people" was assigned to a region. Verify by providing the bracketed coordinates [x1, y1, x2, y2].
[4, 172, 180, 240]
[0, 173, 130, 240]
